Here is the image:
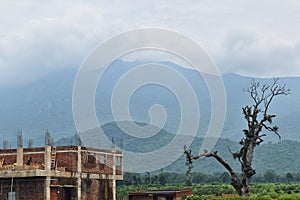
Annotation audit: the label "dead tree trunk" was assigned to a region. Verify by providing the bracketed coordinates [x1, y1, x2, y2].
[184, 78, 290, 196]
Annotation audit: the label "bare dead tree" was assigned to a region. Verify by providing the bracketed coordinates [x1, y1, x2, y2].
[184, 78, 291, 196]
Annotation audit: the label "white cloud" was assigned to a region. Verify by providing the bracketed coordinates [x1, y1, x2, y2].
[0, 2, 127, 85]
[0, 0, 300, 85]
[213, 30, 300, 77]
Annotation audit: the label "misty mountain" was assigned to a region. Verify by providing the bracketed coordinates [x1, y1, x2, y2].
[0, 60, 299, 147]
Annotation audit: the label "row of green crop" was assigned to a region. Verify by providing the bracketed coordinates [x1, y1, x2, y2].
[117, 183, 300, 200]
[189, 183, 300, 200]
[185, 193, 300, 200]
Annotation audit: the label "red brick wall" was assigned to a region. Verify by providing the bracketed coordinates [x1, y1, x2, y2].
[0, 177, 115, 200]
[56, 151, 78, 172]
[23, 147, 45, 168]
[175, 189, 193, 200]
[129, 196, 153, 200]
[81, 152, 114, 174]
[50, 183, 77, 200]
[0, 178, 44, 200]
[0, 148, 45, 167]
[0, 146, 122, 175]
[81, 179, 113, 200]
[0, 149, 17, 165]
[0, 146, 122, 200]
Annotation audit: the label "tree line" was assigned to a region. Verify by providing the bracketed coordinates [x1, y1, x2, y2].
[117, 171, 300, 186]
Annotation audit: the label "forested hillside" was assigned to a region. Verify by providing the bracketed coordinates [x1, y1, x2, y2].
[57, 121, 300, 175]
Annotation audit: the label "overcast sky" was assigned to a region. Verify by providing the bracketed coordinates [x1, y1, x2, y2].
[1, 0, 300, 86]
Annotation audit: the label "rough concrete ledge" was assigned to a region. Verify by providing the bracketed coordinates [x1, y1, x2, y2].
[0, 169, 48, 178]
[0, 169, 123, 180]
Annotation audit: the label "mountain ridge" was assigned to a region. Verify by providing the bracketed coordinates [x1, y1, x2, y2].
[0, 60, 299, 146]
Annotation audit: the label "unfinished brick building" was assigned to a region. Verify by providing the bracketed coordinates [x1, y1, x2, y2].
[0, 133, 123, 200]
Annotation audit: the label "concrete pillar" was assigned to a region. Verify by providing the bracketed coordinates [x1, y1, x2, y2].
[44, 146, 51, 200]
[112, 148, 116, 200]
[16, 147, 23, 168]
[16, 130, 23, 168]
[112, 174, 116, 200]
[77, 146, 82, 200]
[104, 180, 108, 200]
[45, 146, 51, 172]
[45, 177, 51, 200]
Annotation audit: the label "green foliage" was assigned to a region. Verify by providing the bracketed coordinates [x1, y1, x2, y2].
[287, 173, 294, 183]
[159, 173, 167, 185]
[264, 169, 278, 182]
[117, 183, 300, 200]
[119, 170, 300, 189]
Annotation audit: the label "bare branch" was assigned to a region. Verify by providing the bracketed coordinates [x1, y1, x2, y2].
[228, 146, 242, 165]
[184, 78, 290, 196]
[262, 124, 281, 140]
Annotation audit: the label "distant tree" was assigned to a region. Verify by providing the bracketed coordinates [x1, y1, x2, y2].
[220, 172, 231, 183]
[264, 169, 277, 182]
[286, 173, 294, 183]
[137, 176, 142, 185]
[133, 175, 137, 185]
[144, 172, 151, 184]
[151, 175, 158, 184]
[184, 78, 290, 196]
[117, 172, 132, 186]
[159, 174, 167, 185]
[294, 173, 300, 182]
[191, 172, 207, 184]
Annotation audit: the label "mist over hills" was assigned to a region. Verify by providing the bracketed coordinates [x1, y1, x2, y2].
[0, 60, 299, 147]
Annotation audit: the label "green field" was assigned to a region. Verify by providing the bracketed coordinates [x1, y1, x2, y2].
[117, 183, 300, 200]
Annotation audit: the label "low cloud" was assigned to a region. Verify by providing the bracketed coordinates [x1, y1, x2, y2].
[0, 2, 130, 86]
[0, 1, 300, 85]
[213, 30, 300, 77]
